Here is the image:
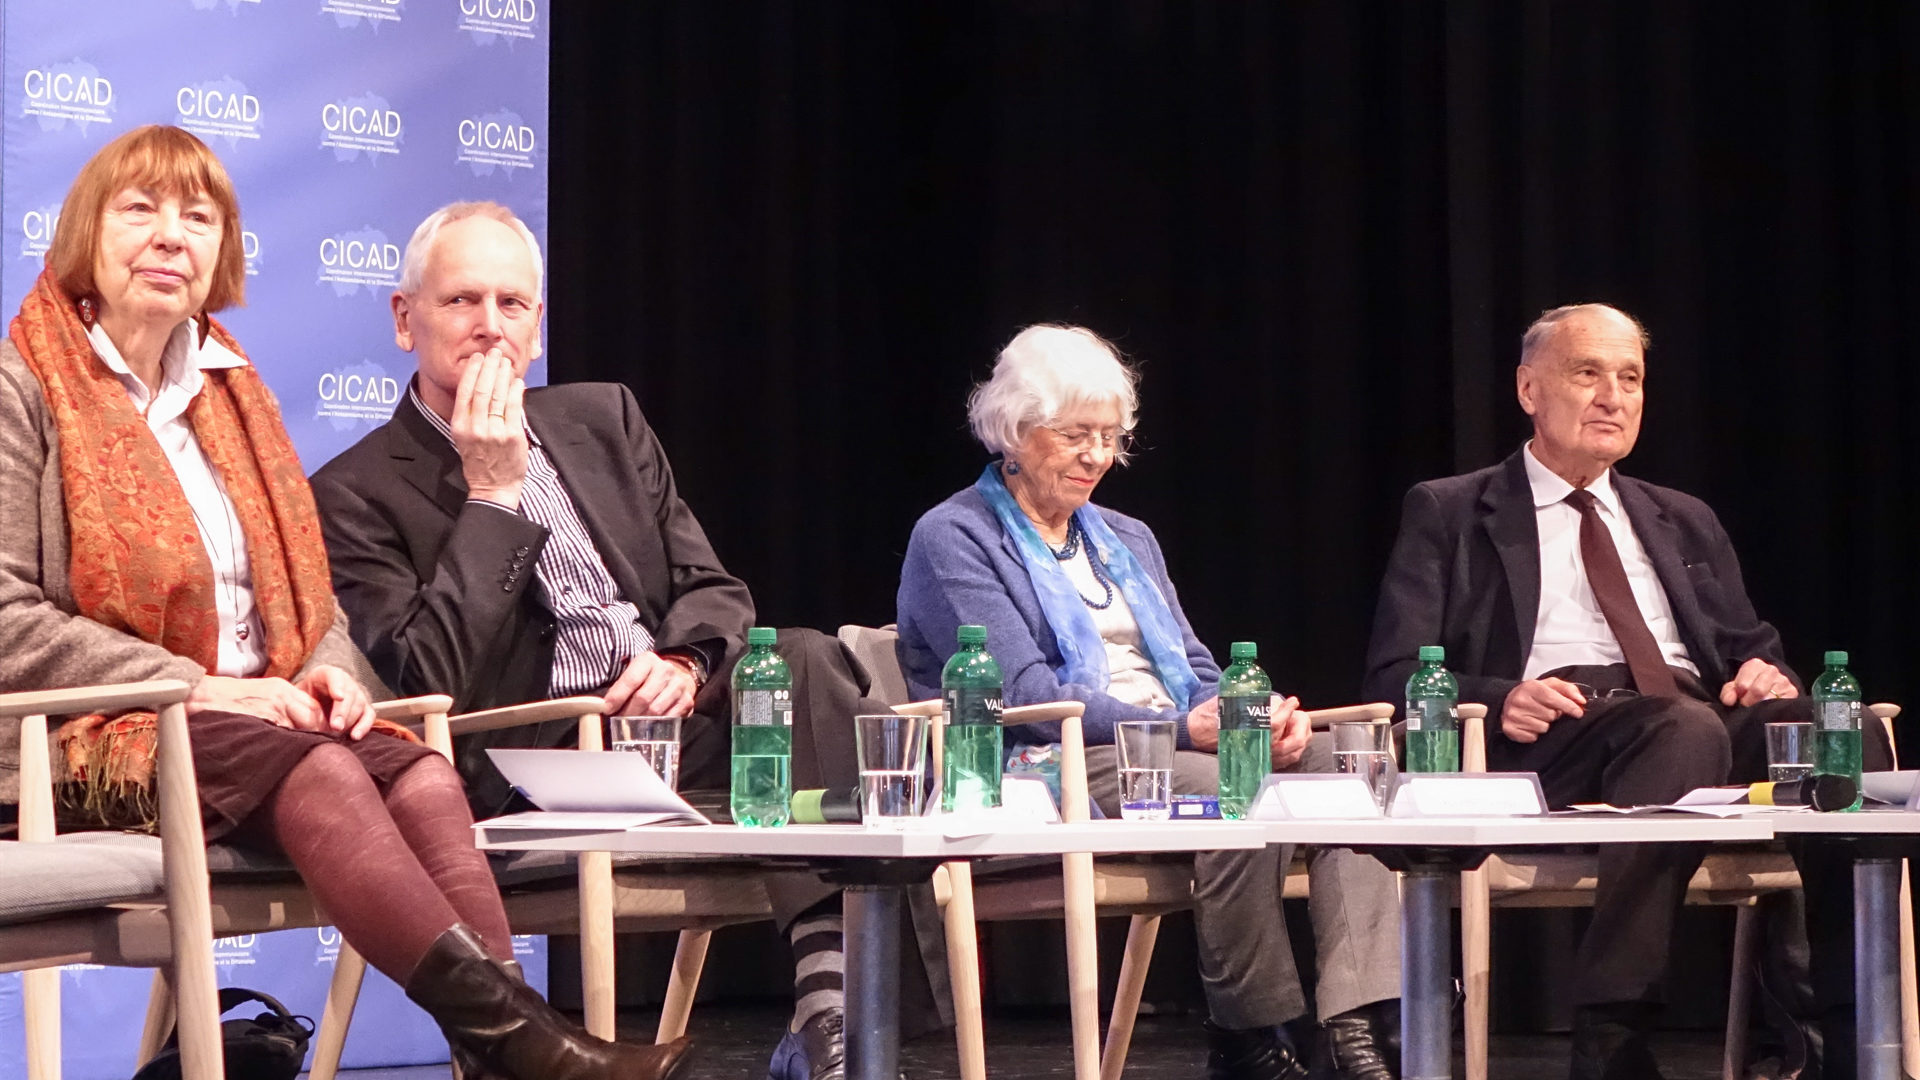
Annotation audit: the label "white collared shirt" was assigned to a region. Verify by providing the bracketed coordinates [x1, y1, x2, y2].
[1521, 441, 1697, 680]
[89, 320, 266, 677]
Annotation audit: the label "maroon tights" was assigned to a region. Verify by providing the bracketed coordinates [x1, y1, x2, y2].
[238, 745, 512, 982]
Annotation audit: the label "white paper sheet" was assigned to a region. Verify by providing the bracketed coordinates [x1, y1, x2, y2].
[484, 748, 710, 824]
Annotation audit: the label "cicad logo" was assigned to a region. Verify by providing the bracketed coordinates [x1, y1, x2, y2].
[176, 77, 263, 145]
[321, 93, 404, 162]
[316, 227, 402, 295]
[20, 205, 61, 260]
[21, 60, 115, 132]
[321, 0, 403, 28]
[457, 109, 537, 176]
[243, 230, 262, 277]
[459, 0, 537, 44]
[316, 361, 403, 429]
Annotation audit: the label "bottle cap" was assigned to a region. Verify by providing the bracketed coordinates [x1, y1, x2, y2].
[957, 625, 988, 645]
[1229, 641, 1257, 661]
[1418, 645, 1445, 662]
[1825, 650, 1848, 666]
[747, 626, 777, 646]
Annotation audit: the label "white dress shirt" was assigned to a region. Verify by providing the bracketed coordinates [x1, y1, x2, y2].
[89, 320, 266, 678]
[1521, 441, 1697, 681]
[1059, 541, 1176, 711]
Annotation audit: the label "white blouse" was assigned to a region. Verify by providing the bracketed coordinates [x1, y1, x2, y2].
[1057, 542, 1175, 711]
[89, 320, 266, 678]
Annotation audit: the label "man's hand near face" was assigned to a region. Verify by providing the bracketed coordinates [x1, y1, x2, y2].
[452, 348, 528, 509]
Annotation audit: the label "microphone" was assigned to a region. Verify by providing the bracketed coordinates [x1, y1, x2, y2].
[1748, 773, 1859, 812]
[789, 787, 862, 824]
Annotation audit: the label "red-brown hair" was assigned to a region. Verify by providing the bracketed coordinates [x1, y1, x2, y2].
[47, 125, 246, 313]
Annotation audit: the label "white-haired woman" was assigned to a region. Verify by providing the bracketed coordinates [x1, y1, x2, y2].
[895, 325, 1402, 1080]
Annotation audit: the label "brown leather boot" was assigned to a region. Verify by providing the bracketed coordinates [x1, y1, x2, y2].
[406, 924, 692, 1080]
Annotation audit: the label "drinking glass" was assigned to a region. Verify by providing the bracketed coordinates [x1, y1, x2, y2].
[609, 715, 681, 790]
[1115, 719, 1176, 821]
[1766, 721, 1816, 783]
[854, 714, 931, 827]
[1331, 719, 1396, 807]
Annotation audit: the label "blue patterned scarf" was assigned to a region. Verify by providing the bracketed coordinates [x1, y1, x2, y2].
[973, 464, 1199, 712]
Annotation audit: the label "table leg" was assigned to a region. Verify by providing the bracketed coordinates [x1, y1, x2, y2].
[845, 884, 904, 1080]
[1402, 867, 1452, 1080]
[1857, 857, 1902, 1080]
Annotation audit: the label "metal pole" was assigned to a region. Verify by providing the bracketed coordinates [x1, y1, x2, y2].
[1856, 857, 1902, 1080]
[1401, 867, 1453, 1080]
[845, 884, 904, 1080]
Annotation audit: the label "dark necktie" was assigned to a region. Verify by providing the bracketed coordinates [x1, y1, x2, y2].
[1564, 488, 1679, 696]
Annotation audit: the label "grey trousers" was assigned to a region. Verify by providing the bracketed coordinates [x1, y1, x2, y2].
[1086, 732, 1402, 1027]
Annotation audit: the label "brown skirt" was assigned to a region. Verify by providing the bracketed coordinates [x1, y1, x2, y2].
[186, 709, 439, 841]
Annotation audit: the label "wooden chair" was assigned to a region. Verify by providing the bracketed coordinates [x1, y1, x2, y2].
[307, 695, 769, 1077]
[0, 679, 222, 1080]
[836, 622, 1389, 1080]
[1456, 701, 1913, 1080]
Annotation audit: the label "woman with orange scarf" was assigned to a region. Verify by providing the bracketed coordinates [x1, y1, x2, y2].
[0, 126, 687, 1080]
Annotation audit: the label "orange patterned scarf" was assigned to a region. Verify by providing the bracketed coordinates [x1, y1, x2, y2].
[9, 268, 339, 821]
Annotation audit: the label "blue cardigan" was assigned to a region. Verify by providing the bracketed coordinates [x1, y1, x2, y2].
[895, 485, 1222, 749]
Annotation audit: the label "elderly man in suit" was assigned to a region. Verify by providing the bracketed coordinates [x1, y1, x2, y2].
[310, 201, 910, 1080]
[1364, 302, 1891, 1080]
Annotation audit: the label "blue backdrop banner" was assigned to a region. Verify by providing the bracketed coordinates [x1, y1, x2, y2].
[1, 0, 550, 1074]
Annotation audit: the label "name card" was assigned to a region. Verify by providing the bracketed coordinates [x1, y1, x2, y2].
[1249, 775, 1383, 820]
[1861, 770, 1920, 810]
[1387, 773, 1548, 818]
[938, 777, 1062, 837]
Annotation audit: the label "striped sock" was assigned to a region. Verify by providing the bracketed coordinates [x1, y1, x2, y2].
[789, 910, 846, 1032]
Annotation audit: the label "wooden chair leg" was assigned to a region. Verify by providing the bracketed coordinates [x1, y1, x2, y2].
[155, 702, 222, 1080]
[138, 968, 176, 1065]
[24, 967, 61, 1080]
[1462, 865, 1492, 1080]
[942, 861, 987, 1080]
[656, 929, 711, 1043]
[307, 943, 369, 1080]
[1724, 902, 1760, 1080]
[1101, 914, 1162, 1080]
[1900, 861, 1919, 1078]
[1062, 850, 1100, 1080]
[579, 850, 618, 1040]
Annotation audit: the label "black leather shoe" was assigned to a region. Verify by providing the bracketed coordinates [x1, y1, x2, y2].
[1314, 1000, 1400, 1079]
[1570, 1003, 1663, 1080]
[768, 1007, 848, 1080]
[1206, 1019, 1310, 1080]
[406, 924, 692, 1080]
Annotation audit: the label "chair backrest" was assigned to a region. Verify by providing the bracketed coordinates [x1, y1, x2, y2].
[838, 624, 912, 707]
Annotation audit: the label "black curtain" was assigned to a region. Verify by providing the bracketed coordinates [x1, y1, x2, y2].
[549, 2, 1920, 741]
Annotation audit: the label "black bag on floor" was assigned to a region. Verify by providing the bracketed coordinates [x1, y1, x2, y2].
[130, 986, 314, 1080]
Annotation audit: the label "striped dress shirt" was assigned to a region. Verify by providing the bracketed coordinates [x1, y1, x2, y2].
[411, 383, 653, 696]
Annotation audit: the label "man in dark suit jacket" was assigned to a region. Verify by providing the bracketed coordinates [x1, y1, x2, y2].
[310, 202, 909, 1080]
[1364, 303, 1890, 1080]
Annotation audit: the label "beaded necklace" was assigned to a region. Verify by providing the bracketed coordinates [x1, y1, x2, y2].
[1048, 517, 1116, 610]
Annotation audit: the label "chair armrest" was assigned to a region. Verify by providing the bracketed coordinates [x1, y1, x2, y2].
[891, 699, 943, 717]
[1462, 705, 1488, 772]
[1002, 702, 1086, 725]
[0, 678, 193, 718]
[375, 695, 455, 721]
[426, 696, 608, 739]
[1304, 703, 1394, 731]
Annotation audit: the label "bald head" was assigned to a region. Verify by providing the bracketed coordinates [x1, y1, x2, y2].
[1521, 303, 1650, 367]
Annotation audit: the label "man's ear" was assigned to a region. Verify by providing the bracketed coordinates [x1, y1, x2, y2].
[391, 291, 415, 352]
[1515, 363, 1537, 417]
[530, 300, 544, 361]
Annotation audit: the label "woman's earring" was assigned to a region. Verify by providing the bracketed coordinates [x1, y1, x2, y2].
[76, 297, 95, 327]
[1004, 459, 1022, 476]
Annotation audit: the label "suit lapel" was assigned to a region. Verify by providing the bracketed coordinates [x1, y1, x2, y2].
[1481, 450, 1542, 663]
[1614, 474, 1714, 672]
[524, 397, 654, 611]
[391, 392, 471, 520]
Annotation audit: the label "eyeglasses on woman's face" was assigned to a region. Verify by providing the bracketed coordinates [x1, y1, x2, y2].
[1042, 425, 1135, 456]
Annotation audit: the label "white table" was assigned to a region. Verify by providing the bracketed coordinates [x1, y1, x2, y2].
[478, 819, 1270, 1080]
[1767, 810, 1920, 1080]
[1253, 814, 1777, 1080]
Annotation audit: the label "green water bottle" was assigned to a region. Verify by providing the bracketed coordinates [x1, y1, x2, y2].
[1217, 642, 1273, 820]
[1811, 650, 1863, 812]
[731, 627, 793, 826]
[1404, 645, 1460, 773]
[941, 625, 1004, 813]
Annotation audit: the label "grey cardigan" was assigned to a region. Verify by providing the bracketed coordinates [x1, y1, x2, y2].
[0, 339, 377, 803]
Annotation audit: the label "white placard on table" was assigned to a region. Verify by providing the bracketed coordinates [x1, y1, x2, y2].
[484, 748, 709, 826]
[1249, 774, 1383, 820]
[939, 777, 1061, 837]
[1862, 770, 1920, 809]
[1387, 773, 1548, 818]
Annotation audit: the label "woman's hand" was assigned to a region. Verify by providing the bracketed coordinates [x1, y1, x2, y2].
[187, 676, 325, 731]
[1268, 694, 1310, 768]
[1184, 696, 1220, 751]
[295, 665, 378, 740]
